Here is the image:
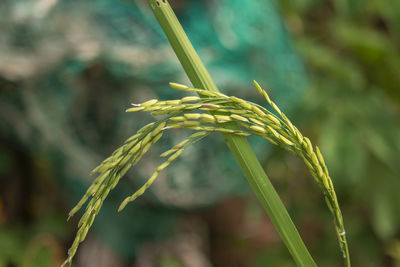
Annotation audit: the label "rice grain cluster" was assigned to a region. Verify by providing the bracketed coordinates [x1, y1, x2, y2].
[62, 81, 349, 266]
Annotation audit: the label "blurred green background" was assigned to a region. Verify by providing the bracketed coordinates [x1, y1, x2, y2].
[0, 0, 399, 266]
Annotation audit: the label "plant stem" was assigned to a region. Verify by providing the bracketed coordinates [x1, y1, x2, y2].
[147, 1, 317, 266]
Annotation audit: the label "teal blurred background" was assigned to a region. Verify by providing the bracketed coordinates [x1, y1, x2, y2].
[0, 0, 399, 266]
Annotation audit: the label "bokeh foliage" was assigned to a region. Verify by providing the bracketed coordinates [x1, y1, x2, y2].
[278, 0, 400, 265]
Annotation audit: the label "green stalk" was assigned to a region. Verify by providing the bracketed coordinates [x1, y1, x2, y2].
[147, 1, 316, 266]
